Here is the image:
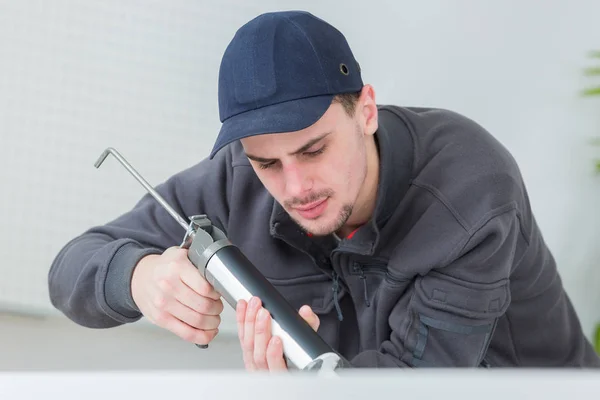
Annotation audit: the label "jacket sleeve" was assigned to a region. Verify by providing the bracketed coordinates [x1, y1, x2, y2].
[349, 209, 518, 368]
[48, 153, 233, 329]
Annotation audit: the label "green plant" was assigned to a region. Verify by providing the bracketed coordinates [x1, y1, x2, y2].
[582, 50, 600, 354]
[582, 50, 600, 173]
[595, 324, 600, 355]
[582, 50, 600, 95]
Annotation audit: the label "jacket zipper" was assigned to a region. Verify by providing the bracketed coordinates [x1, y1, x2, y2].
[351, 264, 372, 307]
[352, 263, 407, 284]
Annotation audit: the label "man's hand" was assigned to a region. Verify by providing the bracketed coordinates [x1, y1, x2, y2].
[237, 296, 320, 372]
[131, 246, 224, 346]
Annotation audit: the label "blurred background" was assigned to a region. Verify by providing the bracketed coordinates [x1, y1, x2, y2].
[1, 0, 599, 371]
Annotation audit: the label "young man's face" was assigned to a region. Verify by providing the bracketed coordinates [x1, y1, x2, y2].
[241, 86, 379, 237]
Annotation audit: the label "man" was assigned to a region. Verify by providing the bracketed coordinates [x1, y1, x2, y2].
[48, 10, 600, 370]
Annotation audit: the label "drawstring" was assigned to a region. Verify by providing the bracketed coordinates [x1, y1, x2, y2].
[330, 265, 373, 322]
[352, 265, 371, 307]
[331, 272, 344, 321]
[360, 273, 371, 307]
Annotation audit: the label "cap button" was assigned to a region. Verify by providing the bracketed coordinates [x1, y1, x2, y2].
[339, 63, 349, 75]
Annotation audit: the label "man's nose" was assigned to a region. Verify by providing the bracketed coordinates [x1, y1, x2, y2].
[284, 164, 311, 195]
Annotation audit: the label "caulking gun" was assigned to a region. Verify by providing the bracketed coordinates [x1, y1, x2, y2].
[94, 147, 351, 376]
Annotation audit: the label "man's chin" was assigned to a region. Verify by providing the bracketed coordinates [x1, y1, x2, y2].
[289, 204, 352, 237]
[294, 216, 340, 237]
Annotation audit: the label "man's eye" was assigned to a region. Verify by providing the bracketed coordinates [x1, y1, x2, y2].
[305, 146, 326, 157]
[258, 162, 274, 170]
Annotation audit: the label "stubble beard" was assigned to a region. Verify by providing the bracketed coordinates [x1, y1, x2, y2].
[294, 202, 354, 237]
[283, 188, 352, 236]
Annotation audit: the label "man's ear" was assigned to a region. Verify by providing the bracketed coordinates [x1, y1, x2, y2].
[359, 84, 378, 136]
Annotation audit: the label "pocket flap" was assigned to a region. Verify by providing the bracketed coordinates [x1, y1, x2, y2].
[416, 271, 510, 319]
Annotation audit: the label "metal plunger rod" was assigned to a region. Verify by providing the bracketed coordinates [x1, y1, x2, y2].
[94, 147, 190, 231]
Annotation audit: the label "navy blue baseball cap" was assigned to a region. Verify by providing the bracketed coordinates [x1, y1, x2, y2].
[209, 10, 364, 159]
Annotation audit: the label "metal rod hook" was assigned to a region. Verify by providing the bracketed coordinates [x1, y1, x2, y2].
[94, 147, 190, 232]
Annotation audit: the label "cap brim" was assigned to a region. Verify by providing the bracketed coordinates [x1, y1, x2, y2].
[209, 94, 334, 159]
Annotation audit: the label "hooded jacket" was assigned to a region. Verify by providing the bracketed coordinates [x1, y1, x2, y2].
[48, 104, 600, 368]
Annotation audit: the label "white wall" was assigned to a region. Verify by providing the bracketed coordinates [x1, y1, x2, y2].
[1, 0, 599, 370]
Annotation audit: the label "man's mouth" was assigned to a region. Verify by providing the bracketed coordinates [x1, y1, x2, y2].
[292, 198, 329, 219]
[293, 198, 326, 211]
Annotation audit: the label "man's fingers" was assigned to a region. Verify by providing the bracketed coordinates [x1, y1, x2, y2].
[242, 297, 261, 371]
[236, 300, 247, 343]
[244, 297, 261, 349]
[162, 298, 221, 330]
[266, 336, 287, 371]
[154, 311, 218, 345]
[299, 305, 320, 331]
[173, 280, 224, 316]
[236, 297, 289, 372]
[179, 262, 222, 300]
[236, 300, 256, 371]
[253, 308, 271, 369]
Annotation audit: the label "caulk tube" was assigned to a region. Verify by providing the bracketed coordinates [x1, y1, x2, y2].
[186, 220, 351, 372]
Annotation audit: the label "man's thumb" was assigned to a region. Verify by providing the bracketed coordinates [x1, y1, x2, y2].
[299, 305, 320, 331]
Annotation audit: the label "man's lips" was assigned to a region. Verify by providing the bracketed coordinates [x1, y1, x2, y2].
[291, 198, 329, 219]
[292, 198, 327, 211]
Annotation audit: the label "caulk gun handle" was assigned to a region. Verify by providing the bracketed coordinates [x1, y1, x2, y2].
[179, 235, 209, 349]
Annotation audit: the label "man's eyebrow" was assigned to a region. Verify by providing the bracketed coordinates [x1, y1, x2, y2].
[245, 131, 331, 162]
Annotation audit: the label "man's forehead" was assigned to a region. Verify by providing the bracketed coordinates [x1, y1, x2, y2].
[243, 130, 333, 161]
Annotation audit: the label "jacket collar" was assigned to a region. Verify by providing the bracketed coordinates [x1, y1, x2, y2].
[270, 105, 414, 256]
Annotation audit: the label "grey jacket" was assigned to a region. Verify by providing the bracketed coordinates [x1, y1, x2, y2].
[48, 105, 600, 368]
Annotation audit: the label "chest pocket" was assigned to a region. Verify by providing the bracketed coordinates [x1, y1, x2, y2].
[346, 259, 412, 307]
